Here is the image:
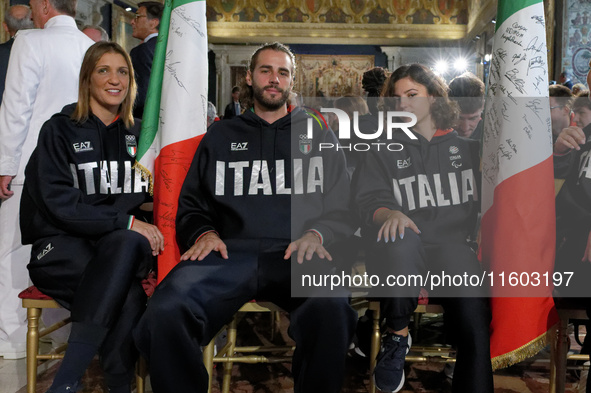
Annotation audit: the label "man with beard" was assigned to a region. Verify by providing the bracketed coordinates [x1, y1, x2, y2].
[134, 42, 357, 393]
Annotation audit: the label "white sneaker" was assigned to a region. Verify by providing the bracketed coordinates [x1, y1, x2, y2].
[0, 339, 26, 359]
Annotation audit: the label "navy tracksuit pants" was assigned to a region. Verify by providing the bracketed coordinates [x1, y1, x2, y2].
[28, 230, 153, 385]
[134, 238, 357, 393]
[366, 230, 494, 393]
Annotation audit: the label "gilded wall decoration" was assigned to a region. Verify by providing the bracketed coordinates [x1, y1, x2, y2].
[207, 0, 468, 44]
[295, 54, 374, 99]
[207, 0, 466, 24]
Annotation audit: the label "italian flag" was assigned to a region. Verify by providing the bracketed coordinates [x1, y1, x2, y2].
[135, 0, 208, 282]
[480, 0, 558, 369]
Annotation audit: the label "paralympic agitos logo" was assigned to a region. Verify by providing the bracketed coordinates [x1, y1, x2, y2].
[303, 106, 417, 152]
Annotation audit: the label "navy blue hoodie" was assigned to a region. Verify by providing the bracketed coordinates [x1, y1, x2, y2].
[176, 107, 354, 251]
[20, 103, 149, 244]
[353, 129, 480, 244]
[555, 123, 591, 234]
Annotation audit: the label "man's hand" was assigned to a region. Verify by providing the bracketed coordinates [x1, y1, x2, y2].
[0, 175, 14, 200]
[582, 230, 591, 263]
[554, 126, 586, 155]
[181, 231, 228, 261]
[374, 209, 420, 243]
[131, 220, 165, 256]
[284, 231, 332, 264]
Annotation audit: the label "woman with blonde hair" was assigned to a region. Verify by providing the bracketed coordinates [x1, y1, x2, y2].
[20, 41, 163, 393]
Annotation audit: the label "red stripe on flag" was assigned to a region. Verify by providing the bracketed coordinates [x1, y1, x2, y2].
[153, 134, 204, 283]
[489, 297, 557, 361]
[480, 155, 558, 366]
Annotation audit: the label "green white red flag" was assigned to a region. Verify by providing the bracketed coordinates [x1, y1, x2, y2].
[135, 0, 208, 282]
[480, 0, 558, 369]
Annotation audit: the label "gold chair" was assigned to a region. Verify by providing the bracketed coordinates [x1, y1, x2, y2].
[19, 286, 146, 393]
[550, 298, 591, 393]
[203, 301, 293, 393]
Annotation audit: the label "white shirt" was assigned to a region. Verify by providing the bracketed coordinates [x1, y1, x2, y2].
[144, 33, 158, 43]
[0, 15, 93, 183]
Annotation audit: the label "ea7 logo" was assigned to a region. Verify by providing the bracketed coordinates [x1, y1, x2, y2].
[397, 157, 411, 169]
[36, 243, 54, 260]
[231, 142, 248, 151]
[73, 141, 93, 153]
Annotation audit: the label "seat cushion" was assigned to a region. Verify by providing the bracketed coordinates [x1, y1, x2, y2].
[18, 286, 53, 300]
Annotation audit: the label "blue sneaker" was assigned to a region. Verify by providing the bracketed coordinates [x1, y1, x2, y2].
[45, 381, 81, 393]
[374, 332, 412, 392]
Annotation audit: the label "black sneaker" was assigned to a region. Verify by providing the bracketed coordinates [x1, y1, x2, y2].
[374, 332, 411, 393]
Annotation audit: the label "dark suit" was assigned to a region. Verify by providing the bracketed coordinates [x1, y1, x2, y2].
[130, 36, 157, 119]
[224, 101, 241, 119]
[0, 38, 14, 105]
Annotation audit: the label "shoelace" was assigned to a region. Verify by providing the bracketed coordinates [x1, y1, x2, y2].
[379, 338, 407, 370]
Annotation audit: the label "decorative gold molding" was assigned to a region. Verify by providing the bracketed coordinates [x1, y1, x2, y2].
[376, 0, 422, 24]
[208, 0, 466, 25]
[208, 21, 467, 45]
[0, 1, 6, 43]
[466, 0, 496, 39]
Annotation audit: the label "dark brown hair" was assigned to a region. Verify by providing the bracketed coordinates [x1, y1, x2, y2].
[239, 42, 296, 110]
[381, 63, 458, 130]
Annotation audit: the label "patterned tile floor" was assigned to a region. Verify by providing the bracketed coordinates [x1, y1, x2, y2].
[6, 312, 590, 393]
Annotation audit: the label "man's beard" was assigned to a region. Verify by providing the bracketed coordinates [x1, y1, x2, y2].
[252, 84, 290, 111]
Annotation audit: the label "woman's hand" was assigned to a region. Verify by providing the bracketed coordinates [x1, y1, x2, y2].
[374, 209, 420, 243]
[181, 231, 228, 261]
[284, 231, 332, 264]
[131, 220, 164, 256]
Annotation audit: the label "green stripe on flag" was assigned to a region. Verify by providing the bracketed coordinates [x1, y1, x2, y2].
[136, 0, 206, 159]
[172, 0, 203, 9]
[496, 0, 541, 31]
[136, 0, 172, 159]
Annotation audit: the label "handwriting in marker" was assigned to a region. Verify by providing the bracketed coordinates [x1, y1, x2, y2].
[175, 7, 206, 38]
[165, 50, 188, 92]
[506, 139, 518, 154]
[526, 99, 543, 121]
[525, 36, 544, 54]
[504, 69, 526, 94]
[527, 56, 545, 76]
[522, 115, 533, 140]
[499, 144, 513, 160]
[531, 15, 544, 26]
[512, 52, 527, 65]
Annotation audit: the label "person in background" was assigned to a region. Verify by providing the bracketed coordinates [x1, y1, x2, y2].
[549, 84, 574, 143]
[0, 0, 93, 360]
[571, 90, 591, 129]
[0, 5, 33, 105]
[362, 66, 387, 115]
[223, 85, 241, 119]
[553, 66, 591, 393]
[559, 70, 574, 90]
[332, 95, 370, 174]
[21, 41, 161, 393]
[448, 71, 485, 139]
[206, 101, 218, 127]
[572, 82, 586, 96]
[353, 63, 493, 393]
[130, 1, 163, 119]
[82, 24, 109, 42]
